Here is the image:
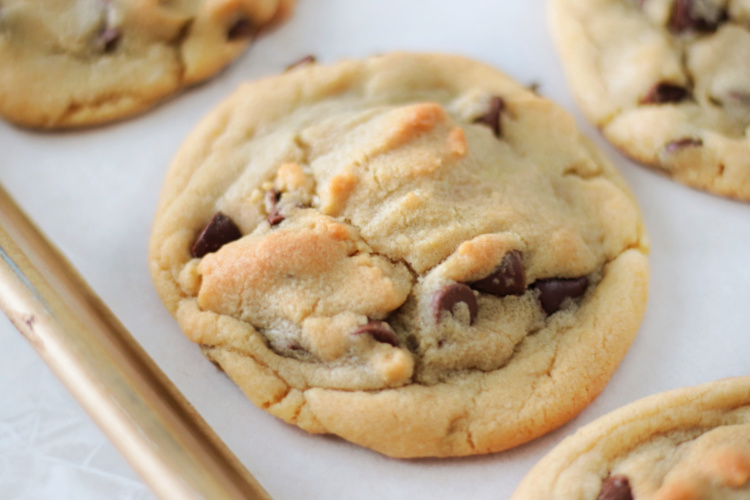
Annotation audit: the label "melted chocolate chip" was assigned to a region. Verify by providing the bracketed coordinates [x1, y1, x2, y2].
[641, 83, 689, 104]
[670, 0, 727, 32]
[285, 55, 317, 72]
[666, 137, 703, 152]
[190, 212, 242, 258]
[597, 475, 633, 500]
[352, 321, 399, 347]
[265, 189, 285, 226]
[474, 96, 505, 138]
[533, 277, 589, 315]
[432, 283, 478, 325]
[470, 251, 526, 297]
[96, 27, 121, 53]
[227, 18, 255, 41]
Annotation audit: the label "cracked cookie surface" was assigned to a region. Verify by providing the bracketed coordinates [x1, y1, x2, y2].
[511, 376, 750, 500]
[149, 53, 650, 458]
[0, 0, 293, 128]
[549, 0, 750, 200]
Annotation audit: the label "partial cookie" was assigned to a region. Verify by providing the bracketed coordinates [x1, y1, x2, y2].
[0, 0, 293, 128]
[549, 0, 750, 200]
[149, 53, 649, 458]
[511, 376, 750, 500]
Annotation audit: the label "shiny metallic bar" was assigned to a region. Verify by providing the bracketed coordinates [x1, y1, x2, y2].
[0, 184, 271, 500]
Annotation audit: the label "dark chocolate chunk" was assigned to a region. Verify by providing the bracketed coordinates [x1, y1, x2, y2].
[641, 83, 689, 104]
[265, 189, 285, 226]
[285, 55, 317, 72]
[597, 475, 633, 500]
[432, 283, 478, 325]
[665, 137, 703, 152]
[533, 276, 589, 315]
[474, 96, 505, 138]
[96, 27, 121, 53]
[470, 251, 526, 297]
[190, 212, 242, 258]
[670, 0, 727, 32]
[352, 321, 399, 347]
[227, 18, 255, 41]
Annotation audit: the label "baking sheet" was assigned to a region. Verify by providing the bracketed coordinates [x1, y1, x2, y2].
[1, 1, 749, 498]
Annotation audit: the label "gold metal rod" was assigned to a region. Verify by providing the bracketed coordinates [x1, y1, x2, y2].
[0, 184, 272, 500]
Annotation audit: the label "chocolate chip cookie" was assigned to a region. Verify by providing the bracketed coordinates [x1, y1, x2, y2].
[549, 0, 750, 200]
[149, 53, 650, 458]
[0, 0, 293, 129]
[511, 376, 750, 500]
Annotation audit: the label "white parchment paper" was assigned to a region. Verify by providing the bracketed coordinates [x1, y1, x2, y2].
[1, 1, 749, 498]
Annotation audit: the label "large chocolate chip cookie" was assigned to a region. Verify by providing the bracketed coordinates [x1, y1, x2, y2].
[149, 53, 649, 458]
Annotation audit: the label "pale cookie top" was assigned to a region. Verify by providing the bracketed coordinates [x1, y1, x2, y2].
[511, 376, 750, 500]
[0, 0, 293, 128]
[149, 53, 650, 458]
[549, 0, 750, 200]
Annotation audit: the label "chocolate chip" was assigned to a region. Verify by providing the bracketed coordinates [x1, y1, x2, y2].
[533, 277, 589, 315]
[432, 283, 478, 325]
[666, 137, 703, 152]
[474, 96, 505, 138]
[96, 27, 121, 53]
[267, 212, 284, 226]
[265, 189, 285, 226]
[597, 475, 633, 500]
[190, 212, 242, 258]
[470, 251, 526, 297]
[352, 321, 399, 347]
[641, 83, 689, 104]
[227, 18, 255, 41]
[670, 0, 727, 32]
[285, 55, 317, 72]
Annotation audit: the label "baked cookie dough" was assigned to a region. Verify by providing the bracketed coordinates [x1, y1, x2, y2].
[0, 0, 293, 129]
[549, 0, 750, 200]
[149, 53, 650, 458]
[511, 376, 750, 500]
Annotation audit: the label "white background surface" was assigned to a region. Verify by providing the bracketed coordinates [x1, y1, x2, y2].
[1, 1, 749, 499]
